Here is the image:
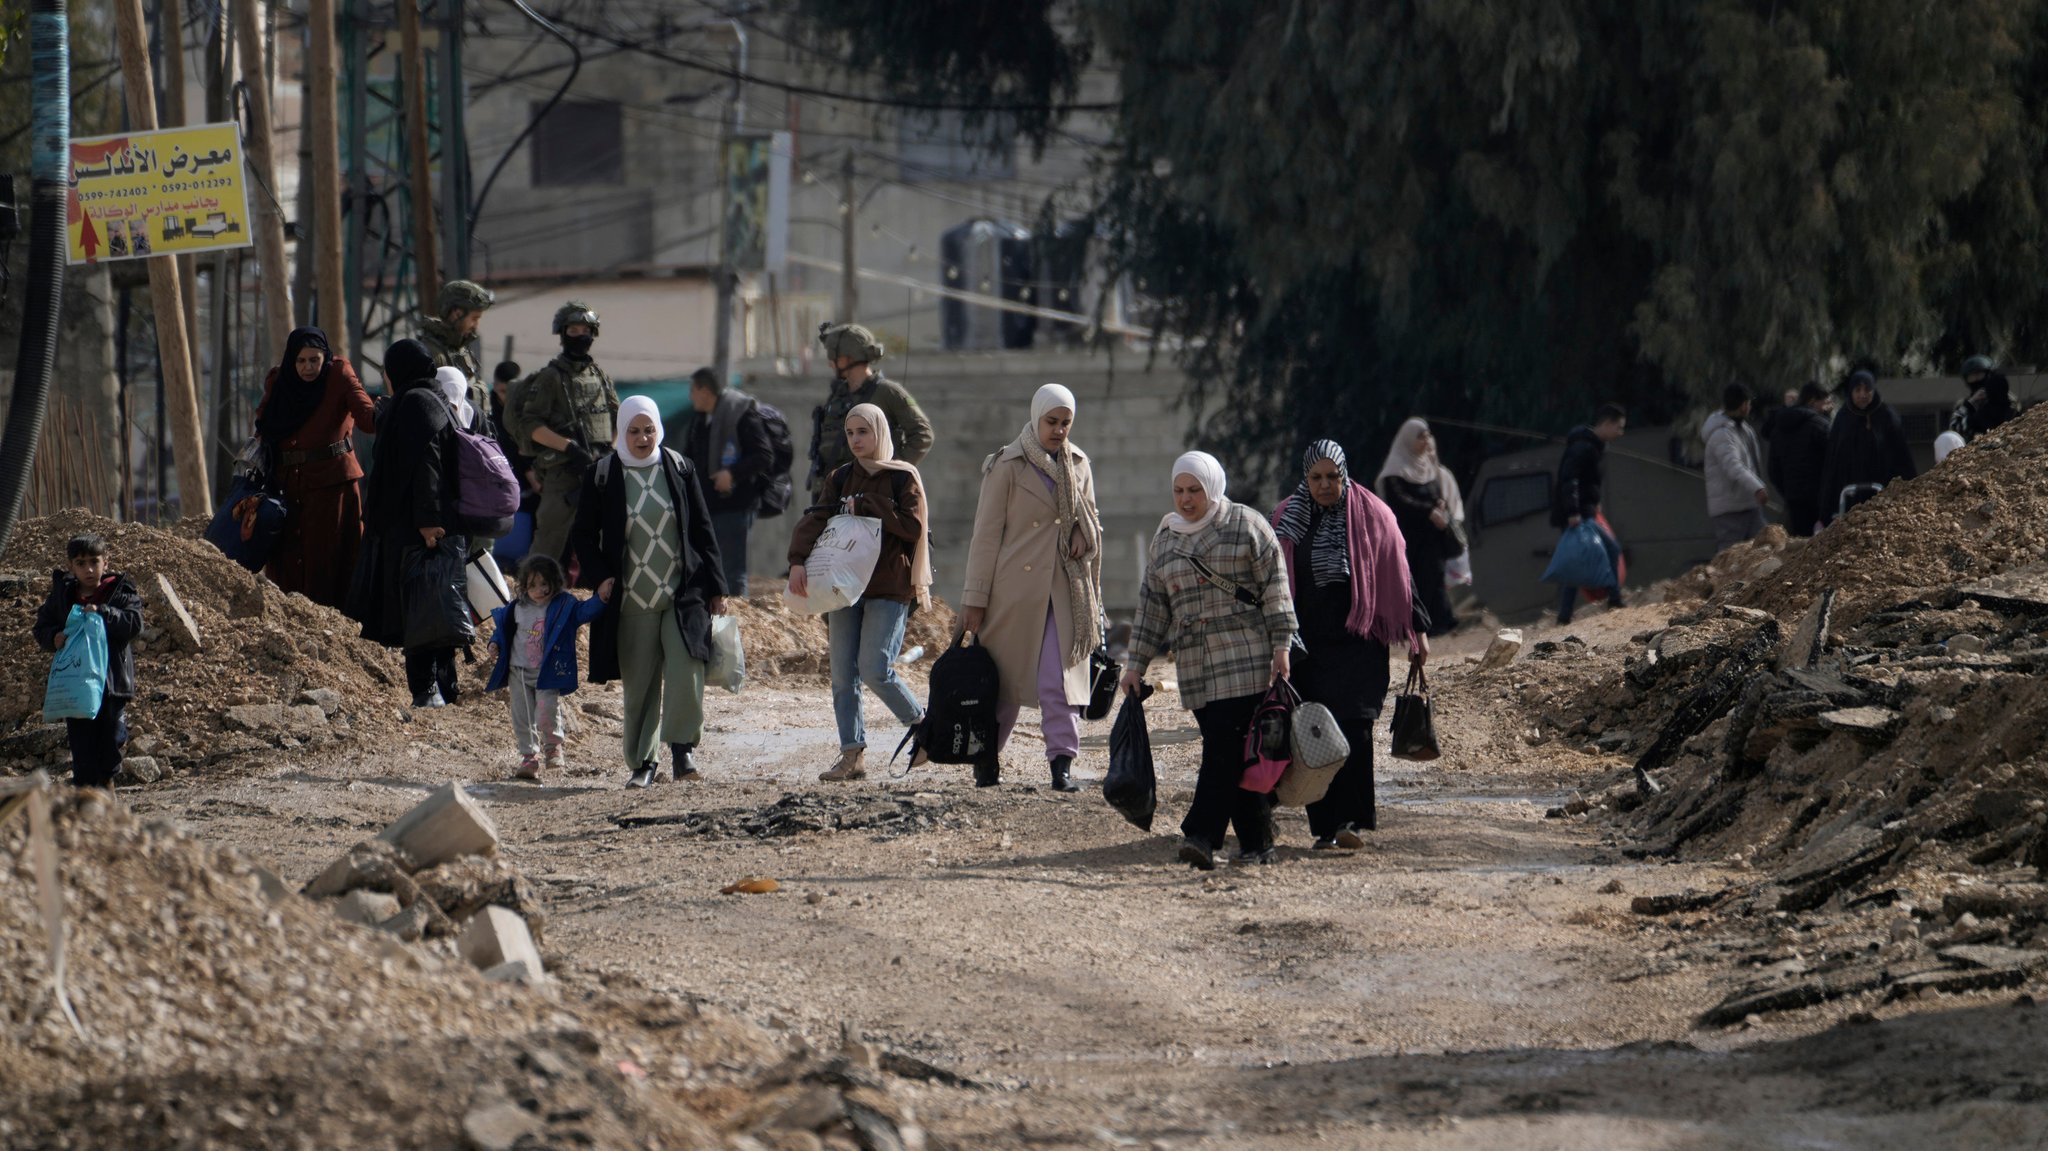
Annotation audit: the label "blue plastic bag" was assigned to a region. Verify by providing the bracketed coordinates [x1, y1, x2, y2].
[1541, 522, 1620, 589]
[43, 605, 109, 721]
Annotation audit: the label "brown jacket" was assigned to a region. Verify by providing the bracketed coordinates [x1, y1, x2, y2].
[788, 462, 927, 604]
[961, 443, 1101, 708]
[255, 356, 378, 495]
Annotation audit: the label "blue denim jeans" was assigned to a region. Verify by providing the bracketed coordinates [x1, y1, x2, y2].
[829, 598, 925, 750]
[710, 508, 754, 596]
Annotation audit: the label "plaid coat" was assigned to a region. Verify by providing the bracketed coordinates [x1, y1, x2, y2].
[1128, 501, 1298, 711]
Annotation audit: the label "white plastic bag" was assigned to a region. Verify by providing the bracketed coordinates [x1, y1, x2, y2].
[783, 514, 882, 615]
[708, 615, 746, 693]
[465, 548, 513, 621]
[1445, 552, 1473, 587]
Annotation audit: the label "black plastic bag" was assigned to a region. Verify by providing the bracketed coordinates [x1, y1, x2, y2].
[401, 540, 475, 651]
[1389, 667, 1441, 761]
[1103, 683, 1157, 831]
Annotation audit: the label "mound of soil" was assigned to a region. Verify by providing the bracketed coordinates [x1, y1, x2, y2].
[726, 591, 959, 682]
[0, 511, 406, 776]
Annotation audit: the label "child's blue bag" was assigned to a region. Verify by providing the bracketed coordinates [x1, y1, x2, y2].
[44, 605, 109, 721]
[1541, 521, 1620, 589]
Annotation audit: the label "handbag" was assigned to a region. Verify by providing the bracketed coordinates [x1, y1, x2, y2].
[1389, 666, 1441, 761]
[1241, 679, 1296, 794]
[1274, 685, 1351, 807]
[1082, 617, 1119, 721]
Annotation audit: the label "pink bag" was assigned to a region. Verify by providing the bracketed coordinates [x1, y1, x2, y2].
[1241, 679, 1296, 794]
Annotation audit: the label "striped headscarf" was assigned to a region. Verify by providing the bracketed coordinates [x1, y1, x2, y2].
[1273, 439, 1351, 586]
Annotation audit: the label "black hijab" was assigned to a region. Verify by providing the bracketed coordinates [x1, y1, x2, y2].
[383, 338, 438, 396]
[255, 327, 332, 445]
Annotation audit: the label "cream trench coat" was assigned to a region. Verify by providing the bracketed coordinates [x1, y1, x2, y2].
[960, 442, 1102, 708]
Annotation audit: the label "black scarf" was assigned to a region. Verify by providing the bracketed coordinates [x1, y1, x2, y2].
[256, 327, 333, 445]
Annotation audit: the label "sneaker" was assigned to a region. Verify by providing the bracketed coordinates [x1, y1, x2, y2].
[1334, 826, 1366, 850]
[1311, 835, 1340, 851]
[626, 763, 656, 789]
[1177, 837, 1216, 871]
[1234, 846, 1277, 865]
[425, 687, 447, 709]
[515, 755, 541, 781]
[543, 748, 565, 774]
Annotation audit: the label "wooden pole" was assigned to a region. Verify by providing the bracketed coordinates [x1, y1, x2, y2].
[307, 0, 347, 356]
[839, 150, 858, 323]
[398, 0, 440, 305]
[115, 0, 212, 516]
[159, 0, 205, 397]
[233, 0, 292, 353]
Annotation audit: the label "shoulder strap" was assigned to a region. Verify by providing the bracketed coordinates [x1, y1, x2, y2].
[594, 454, 614, 490]
[1185, 553, 1261, 607]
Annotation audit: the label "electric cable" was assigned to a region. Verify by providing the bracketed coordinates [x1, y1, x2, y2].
[467, 0, 581, 235]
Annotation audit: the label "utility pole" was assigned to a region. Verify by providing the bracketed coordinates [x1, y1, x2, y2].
[308, 0, 347, 355]
[234, 0, 291, 353]
[399, 0, 441, 305]
[711, 24, 746, 389]
[115, 0, 211, 516]
[839, 150, 858, 323]
[159, 0, 204, 396]
[0, 0, 69, 556]
[205, 4, 236, 493]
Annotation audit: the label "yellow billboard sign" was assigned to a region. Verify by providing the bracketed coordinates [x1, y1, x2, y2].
[67, 122, 254, 264]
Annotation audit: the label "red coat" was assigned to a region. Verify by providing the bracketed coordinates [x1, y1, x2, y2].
[254, 357, 379, 607]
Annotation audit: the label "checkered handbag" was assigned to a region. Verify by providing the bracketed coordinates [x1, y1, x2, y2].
[1275, 683, 1351, 807]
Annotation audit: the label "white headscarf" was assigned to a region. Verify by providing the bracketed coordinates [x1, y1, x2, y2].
[1377, 417, 1441, 487]
[1025, 382, 1078, 441]
[1163, 450, 1229, 535]
[435, 366, 474, 430]
[615, 395, 665, 468]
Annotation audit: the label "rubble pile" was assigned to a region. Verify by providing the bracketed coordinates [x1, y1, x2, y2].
[0, 511, 406, 778]
[726, 590, 958, 682]
[0, 788, 935, 1148]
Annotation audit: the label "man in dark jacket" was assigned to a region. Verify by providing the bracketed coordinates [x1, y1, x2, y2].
[681, 366, 774, 595]
[1766, 382, 1832, 537]
[1818, 369, 1916, 525]
[32, 533, 146, 787]
[1550, 403, 1627, 624]
[1951, 355, 2022, 443]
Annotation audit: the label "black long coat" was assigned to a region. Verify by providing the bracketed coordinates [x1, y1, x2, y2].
[571, 447, 729, 682]
[352, 387, 458, 648]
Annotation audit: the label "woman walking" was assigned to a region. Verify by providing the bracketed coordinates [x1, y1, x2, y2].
[960, 384, 1103, 791]
[1375, 418, 1462, 637]
[252, 326, 378, 608]
[1119, 452, 1297, 869]
[572, 396, 729, 789]
[353, 339, 465, 708]
[1272, 440, 1429, 847]
[788, 403, 932, 782]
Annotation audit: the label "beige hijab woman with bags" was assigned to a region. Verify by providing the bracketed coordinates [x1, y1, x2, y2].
[959, 384, 1104, 791]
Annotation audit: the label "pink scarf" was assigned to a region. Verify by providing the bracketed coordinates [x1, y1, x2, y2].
[1272, 483, 1414, 645]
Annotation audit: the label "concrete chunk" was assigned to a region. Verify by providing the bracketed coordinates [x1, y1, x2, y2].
[1818, 706, 1904, 742]
[150, 572, 203, 652]
[483, 958, 545, 985]
[460, 906, 544, 979]
[1478, 629, 1522, 670]
[334, 889, 402, 926]
[377, 782, 499, 869]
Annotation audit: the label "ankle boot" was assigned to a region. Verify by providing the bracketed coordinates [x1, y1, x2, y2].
[973, 757, 1001, 788]
[1049, 755, 1079, 792]
[671, 743, 699, 781]
[820, 747, 867, 781]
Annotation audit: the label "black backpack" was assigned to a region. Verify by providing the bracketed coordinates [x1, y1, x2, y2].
[755, 401, 797, 517]
[897, 634, 1000, 767]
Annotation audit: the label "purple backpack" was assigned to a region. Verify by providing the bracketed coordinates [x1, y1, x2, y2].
[451, 422, 520, 533]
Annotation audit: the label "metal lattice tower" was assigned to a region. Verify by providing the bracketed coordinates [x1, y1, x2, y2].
[340, 0, 469, 373]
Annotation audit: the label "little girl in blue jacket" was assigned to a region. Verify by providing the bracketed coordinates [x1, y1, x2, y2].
[487, 554, 607, 779]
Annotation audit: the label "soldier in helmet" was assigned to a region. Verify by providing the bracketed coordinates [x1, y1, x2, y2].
[808, 322, 934, 505]
[1950, 354, 2021, 443]
[509, 301, 621, 565]
[417, 279, 496, 433]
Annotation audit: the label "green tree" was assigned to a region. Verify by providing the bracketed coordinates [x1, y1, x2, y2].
[798, 0, 2048, 500]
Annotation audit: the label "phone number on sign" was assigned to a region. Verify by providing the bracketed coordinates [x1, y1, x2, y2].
[155, 178, 238, 194]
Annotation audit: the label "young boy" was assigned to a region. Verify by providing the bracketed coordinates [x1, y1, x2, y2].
[32, 534, 146, 787]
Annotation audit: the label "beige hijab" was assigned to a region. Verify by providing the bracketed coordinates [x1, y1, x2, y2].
[846, 402, 932, 608]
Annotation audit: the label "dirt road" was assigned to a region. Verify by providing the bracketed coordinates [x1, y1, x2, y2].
[122, 603, 2048, 1149]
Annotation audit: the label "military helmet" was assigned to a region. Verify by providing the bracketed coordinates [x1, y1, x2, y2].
[553, 300, 601, 337]
[1962, 354, 1995, 378]
[437, 279, 495, 314]
[818, 321, 884, 365]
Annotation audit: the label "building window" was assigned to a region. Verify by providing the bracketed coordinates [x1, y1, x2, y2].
[531, 100, 624, 186]
[897, 111, 1015, 183]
